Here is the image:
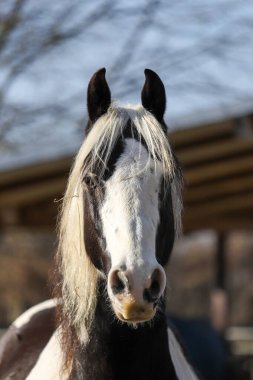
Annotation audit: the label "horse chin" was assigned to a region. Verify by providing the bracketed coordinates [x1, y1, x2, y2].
[112, 301, 156, 324]
[115, 311, 156, 324]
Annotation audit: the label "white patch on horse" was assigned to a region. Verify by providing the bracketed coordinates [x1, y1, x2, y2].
[168, 327, 199, 380]
[13, 299, 56, 329]
[100, 138, 164, 288]
[26, 328, 68, 380]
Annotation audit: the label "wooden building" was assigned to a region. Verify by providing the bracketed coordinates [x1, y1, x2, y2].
[1, 114, 253, 232]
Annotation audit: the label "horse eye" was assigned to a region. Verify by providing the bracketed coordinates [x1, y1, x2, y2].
[83, 174, 98, 188]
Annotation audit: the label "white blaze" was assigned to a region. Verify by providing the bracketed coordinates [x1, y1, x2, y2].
[100, 138, 163, 279]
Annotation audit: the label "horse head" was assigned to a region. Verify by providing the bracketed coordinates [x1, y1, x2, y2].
[77, 68, 182, 324]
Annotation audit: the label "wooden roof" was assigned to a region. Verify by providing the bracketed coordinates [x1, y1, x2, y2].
[171, 115, 253, 232]
[0, 115, 253, 232]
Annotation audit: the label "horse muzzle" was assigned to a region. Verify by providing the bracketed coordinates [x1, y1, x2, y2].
[107, 264, 165, 323]
[113, 298, 156, 323]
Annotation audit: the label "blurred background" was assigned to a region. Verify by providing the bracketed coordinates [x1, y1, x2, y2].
[0, 0, 253, 379]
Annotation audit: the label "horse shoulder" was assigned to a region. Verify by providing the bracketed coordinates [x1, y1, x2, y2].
[0, 299, 56, 380]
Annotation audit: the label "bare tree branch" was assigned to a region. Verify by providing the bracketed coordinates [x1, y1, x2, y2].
[0, 0, 252, 146]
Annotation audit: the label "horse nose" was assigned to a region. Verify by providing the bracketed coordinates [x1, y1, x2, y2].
[108, 266, 166, 302]
[108, 265, 166, 322]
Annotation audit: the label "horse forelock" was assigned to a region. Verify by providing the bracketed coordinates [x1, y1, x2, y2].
[83, 104, 176, 181]
[56, 104, 183, 337]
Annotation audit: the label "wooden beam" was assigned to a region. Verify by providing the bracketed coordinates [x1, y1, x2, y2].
[0, 200, 59, 228]
[0, 156, 72, 187]
[184, 175, 253, 203]
[169, 120, 235, 149]
[185, 154, 253, 186]
[183, 216, 253, 233]
[0, 177, 66, 207]
[177, 137, 253, 167]
[20, 201, 58, 228]
[184, 192, 253, 219]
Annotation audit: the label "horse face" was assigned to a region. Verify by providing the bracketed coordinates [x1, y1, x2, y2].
[83, 68, 176, 324]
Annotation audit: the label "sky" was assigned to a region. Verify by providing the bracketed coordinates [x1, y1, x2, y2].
[1, 0, 253, 169]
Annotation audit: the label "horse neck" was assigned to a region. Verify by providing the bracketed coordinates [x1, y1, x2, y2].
[70, 280, 178, 380]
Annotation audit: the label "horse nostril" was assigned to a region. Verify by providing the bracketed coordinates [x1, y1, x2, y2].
[150, 278, 161, 297]
[109, 270, 127, 295]
[143, 269, 162, 303]
[143, 281, 160, 303]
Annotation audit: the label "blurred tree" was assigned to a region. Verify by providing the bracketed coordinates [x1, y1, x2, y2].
[0, 0, 120, 141]
[0, 0, 165, 142]
[0, 0, 252, 147]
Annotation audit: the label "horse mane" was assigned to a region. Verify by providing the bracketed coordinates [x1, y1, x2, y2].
[55, 104, 183, 338]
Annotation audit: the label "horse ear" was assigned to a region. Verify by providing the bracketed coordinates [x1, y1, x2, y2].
[87, 68, 111, 123]
[141, 69, 166, 123]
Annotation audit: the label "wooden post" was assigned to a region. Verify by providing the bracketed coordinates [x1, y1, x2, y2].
[210, 233, 228, 332]
[216, 233, 226, 289]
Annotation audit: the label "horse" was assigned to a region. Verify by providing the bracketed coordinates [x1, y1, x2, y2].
[0, 68, 199, 380]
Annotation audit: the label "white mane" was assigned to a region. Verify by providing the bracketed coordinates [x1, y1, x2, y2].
[57, 104, 183, 331]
